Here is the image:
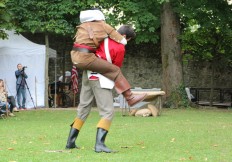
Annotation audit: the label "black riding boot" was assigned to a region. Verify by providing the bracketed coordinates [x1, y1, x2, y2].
[65, 127, 80, 149]
[95, 128, 116, 153]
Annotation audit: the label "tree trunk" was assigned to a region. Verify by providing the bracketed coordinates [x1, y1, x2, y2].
[161, 2, 183, 102]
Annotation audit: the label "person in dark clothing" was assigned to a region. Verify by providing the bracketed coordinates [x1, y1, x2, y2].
[15, 63, 28, 110]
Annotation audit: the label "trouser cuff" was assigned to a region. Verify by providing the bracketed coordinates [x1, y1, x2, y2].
[97, 118, 111, 131]
[72, 118, 84, 131]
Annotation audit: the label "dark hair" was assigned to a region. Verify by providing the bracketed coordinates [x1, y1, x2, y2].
[117, 25, 136, 39]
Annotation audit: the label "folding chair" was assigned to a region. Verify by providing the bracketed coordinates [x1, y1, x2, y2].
[0, 105, 7, 119]
[0, 102, 9, 118]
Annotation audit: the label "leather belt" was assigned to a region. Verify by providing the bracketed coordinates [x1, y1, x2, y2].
[72, 47, 94, 53]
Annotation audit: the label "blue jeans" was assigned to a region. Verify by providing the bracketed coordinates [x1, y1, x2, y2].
[16, 85, 27, 108]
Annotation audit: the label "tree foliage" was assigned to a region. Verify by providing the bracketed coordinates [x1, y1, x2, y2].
[5, 0, 232, 50]
[182, 27, 232, 66]
[173, 0, 232, 51]
[6, 0, 99, 35]
[4, 0, 232, 107]
[173, 0, 232, 67]
[0, 0, 13, 39]
[97, 0, 161, 44]
[6, 0, 162, 43]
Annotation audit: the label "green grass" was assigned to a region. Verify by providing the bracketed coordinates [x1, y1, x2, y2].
[0, 108, 232, 162]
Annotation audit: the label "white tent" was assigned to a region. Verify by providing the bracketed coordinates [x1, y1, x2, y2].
[0, 31, 56, 108]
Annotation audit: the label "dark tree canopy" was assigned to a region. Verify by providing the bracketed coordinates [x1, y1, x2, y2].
[3, 0, 231, 106]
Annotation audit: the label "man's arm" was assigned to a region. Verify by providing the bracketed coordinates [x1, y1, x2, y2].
[104, 23, 127, 45]
[15, 70, 28, 79]
[15, 70, 21, 78]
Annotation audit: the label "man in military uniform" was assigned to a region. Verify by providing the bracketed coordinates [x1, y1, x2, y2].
[70, 9, 147, 107]
[66, 25, 136, 153]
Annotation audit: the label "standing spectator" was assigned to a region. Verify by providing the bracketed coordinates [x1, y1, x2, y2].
[15, 63, 28, 110]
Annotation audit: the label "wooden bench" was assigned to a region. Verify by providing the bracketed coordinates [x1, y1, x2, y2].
[190, 87, 232, 107]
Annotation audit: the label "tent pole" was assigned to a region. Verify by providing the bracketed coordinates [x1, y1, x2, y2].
[4, 79, 9, 117]
[44, 34, 49, 108]
[35, 76, 37, 108]
[54, 57, 57, 108]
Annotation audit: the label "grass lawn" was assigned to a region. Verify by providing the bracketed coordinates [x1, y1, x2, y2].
[0, 108, 232, 162]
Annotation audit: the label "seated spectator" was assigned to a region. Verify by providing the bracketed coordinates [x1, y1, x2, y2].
[56, 71, 71, 107]
[58, 71, 71, 83]
[0, 79, 18, 117]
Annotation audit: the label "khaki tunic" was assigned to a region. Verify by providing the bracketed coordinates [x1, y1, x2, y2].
[71, 21, 125, 78]
[74, 21, 124, 50]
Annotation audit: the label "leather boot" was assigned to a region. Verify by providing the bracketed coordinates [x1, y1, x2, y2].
[95, 128, 116, 153]
[115, 76, 147, 106]
[65, 127, 80, 149]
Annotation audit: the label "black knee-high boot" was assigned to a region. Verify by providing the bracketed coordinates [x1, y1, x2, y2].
[95, 128, 117, 153]
[65, 127, 80, 149]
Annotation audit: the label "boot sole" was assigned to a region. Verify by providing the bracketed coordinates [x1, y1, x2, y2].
[65, 146, 80, 149]
[95, 150, 118, 153]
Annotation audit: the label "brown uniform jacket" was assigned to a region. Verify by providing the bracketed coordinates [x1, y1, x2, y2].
[74, 21, 124, 50]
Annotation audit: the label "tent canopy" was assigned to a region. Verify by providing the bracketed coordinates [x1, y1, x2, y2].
[0, 31, 56, 108]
